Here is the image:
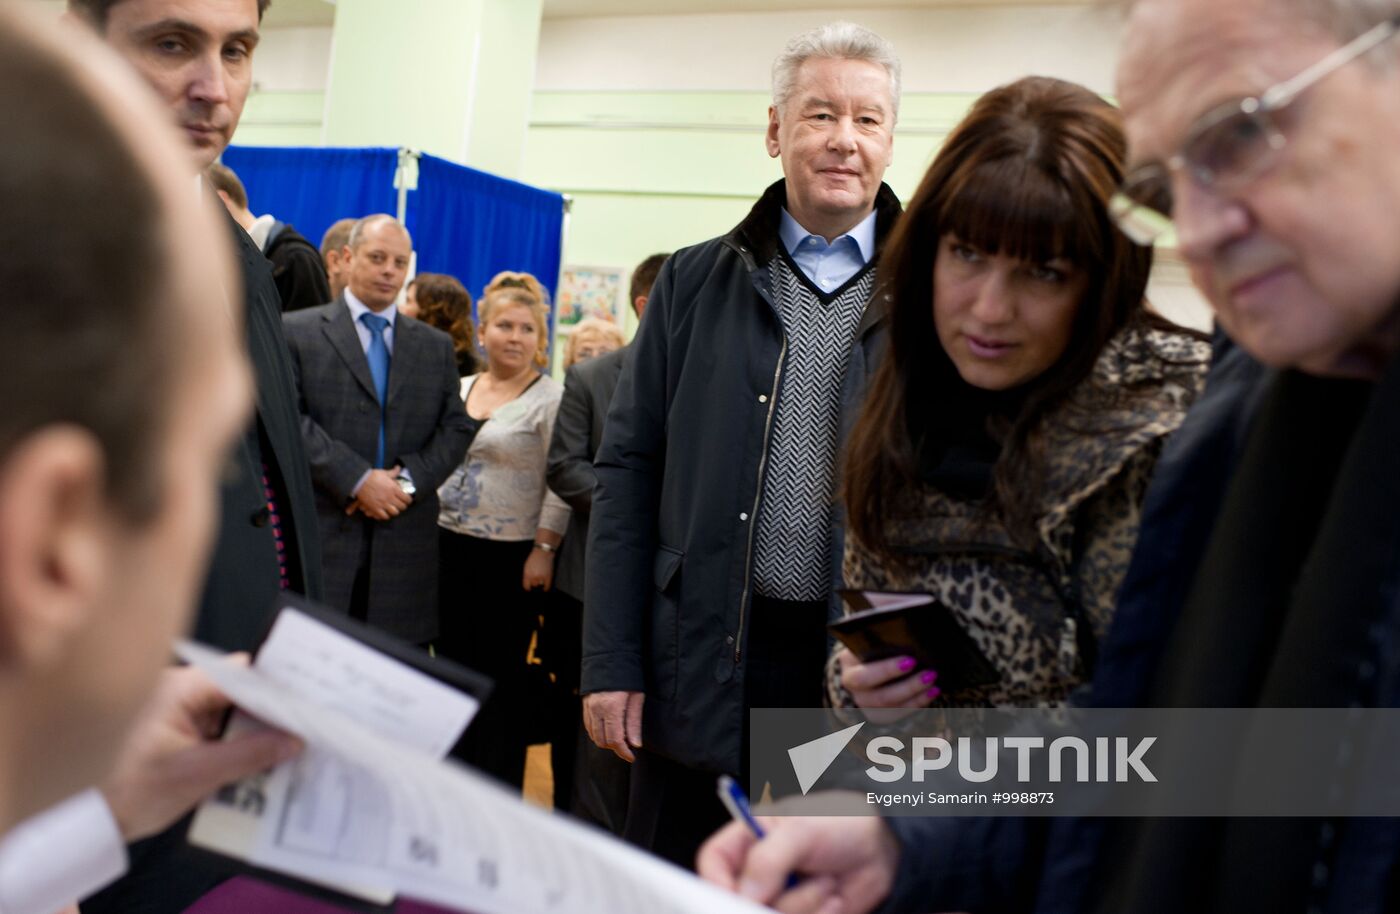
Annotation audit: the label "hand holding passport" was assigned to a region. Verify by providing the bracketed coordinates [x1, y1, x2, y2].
[828, 590, 1000, 696]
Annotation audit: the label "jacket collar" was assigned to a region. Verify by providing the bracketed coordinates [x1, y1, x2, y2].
[724, 178, 903, 268]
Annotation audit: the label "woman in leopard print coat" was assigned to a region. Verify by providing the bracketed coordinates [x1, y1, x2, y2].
[830, 77, 1210, 717]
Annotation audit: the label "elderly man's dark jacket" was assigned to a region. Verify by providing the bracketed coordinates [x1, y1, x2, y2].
[582, 179, 901, 773]
[283, 296, 471, 643]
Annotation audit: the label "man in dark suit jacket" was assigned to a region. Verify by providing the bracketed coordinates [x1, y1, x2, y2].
[192, 209, 325, 651]
[70, 0, 324, 656]
[71, 0, 329, 910]
[544, 252, 667, 830]
[67, 6, 321, 649]
[283, 214, 471, 645]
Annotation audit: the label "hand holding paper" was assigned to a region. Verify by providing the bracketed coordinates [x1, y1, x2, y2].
[101, 664, 301, 843]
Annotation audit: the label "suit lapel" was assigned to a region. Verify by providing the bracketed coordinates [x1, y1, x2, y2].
[323, 297, 380, 402]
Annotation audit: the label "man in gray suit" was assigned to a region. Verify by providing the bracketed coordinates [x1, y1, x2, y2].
[283, 214, 471, 645]
[545, 252, 667, 830]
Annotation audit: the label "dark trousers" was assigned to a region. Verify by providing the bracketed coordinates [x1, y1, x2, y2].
[572, 721, 632, 834]
[542, 593, 632, 830]
[348, 518, 374, 622]
[621, 594, 829, 869]
[437, 529, 541, 791]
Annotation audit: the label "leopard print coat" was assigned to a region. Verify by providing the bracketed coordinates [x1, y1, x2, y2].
[829, 319, 1211, 717]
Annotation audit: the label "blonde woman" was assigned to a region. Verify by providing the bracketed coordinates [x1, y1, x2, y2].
[563, 317, 626, 369]
[437, 275, 569, 789]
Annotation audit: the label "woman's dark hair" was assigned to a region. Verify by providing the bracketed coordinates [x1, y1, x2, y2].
[844, 75, 1192, 558]
[411, 273, 478, 375]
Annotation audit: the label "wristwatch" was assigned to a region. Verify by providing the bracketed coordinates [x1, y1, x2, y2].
[395, 471, 416, 497]
[532, 541, 557, 554]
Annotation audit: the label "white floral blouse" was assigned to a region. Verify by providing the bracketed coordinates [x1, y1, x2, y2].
[437, 373, 572, 542]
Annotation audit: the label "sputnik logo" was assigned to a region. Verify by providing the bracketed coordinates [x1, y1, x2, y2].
[788, 723, 865, 795]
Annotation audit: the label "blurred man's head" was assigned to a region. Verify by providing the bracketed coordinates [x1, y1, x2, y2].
[206, 160, 253, 230]
[69, 0, 271, 170]
[0, 4, 251, 828]
[1116, 0, 1400, 378]
[628, 253, 668, 322]
[345, 215, 413, 312]
[321, 217, 357, 301]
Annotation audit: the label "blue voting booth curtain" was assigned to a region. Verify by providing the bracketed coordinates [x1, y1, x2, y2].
[219, 147, 566, 346]
[220, 146, 400, 256]
[409, 154, 565, 304]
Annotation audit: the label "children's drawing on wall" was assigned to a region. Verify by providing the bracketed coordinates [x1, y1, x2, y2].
[552, 265, 626, 376]
[557, 265, 625, 328]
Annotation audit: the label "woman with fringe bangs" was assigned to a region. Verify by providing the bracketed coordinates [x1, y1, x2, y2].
[829, 76, 1210, 717]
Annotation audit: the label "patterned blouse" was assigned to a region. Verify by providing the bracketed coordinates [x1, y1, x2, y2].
[437, 373, 572, 542]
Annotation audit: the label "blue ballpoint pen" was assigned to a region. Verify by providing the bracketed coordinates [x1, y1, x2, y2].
[717, 774, 767, 837]
[716, 775, 800, 888]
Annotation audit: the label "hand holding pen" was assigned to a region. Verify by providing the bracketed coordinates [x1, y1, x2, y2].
[698, 776, 902, 914]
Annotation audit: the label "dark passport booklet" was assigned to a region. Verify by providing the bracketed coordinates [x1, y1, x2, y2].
[828, 590, 1001, 692]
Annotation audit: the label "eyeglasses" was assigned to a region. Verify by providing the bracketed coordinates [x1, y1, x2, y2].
[1110, 13, 1400, 246]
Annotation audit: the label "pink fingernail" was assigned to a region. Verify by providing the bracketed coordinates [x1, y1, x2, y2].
[927, 687, 941, 699]
[921, 670, 936, 684]
[898, 657, 916, 672]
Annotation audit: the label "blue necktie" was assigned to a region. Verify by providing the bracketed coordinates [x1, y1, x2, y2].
[360, 312, 390, 468]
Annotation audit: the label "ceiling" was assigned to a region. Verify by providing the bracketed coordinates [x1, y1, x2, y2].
[264, 0, 1086, 29]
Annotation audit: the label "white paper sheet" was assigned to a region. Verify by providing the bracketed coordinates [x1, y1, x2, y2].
[178, 641, 771, 914]
[254, 609, 477, 757]
[188, 604, 477, 903]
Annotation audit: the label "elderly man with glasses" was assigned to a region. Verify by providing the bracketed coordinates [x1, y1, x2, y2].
[695, 1, 1400, 912]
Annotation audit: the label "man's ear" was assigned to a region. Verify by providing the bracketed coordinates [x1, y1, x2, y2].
[0, 427, 110, 670]
[633, 295, 648, 322]
[765, 105, 782, 159]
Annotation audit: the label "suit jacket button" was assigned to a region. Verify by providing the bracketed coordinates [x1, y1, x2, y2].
[250, 506, 271, 527]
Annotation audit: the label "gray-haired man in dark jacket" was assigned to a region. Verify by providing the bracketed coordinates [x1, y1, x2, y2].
[581, 21, 904, 868]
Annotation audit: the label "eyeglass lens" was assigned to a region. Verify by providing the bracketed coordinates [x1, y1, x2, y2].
[1114, 104, 1284, 244]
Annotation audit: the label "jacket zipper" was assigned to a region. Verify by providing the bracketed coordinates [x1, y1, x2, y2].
[735, 337, 787, 664]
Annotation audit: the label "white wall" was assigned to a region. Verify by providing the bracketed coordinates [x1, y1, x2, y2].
[248, 6, 1128, 96]
[532, 5, 1210, 331]
[237, 5, 1214, 330]
[535, 5, 1126, 93]
[249, 26, 333, 92]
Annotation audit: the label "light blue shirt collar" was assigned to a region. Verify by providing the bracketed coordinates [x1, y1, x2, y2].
[344, 288, 397, 354]
[778, 208, 878, 264]
[344, 288, 397, 328]
[778, 208, 878, 293]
